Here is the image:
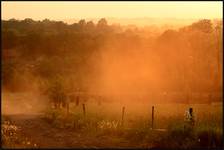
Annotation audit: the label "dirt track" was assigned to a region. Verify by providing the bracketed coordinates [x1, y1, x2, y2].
[3, 114, 144, 148]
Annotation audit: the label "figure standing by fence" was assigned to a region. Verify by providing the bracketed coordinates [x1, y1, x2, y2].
[184, 107, 195, 128]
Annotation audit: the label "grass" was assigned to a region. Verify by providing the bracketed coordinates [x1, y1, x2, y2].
[40, 101, 223, 148]
[3, 100, 222, 148]
[1, 117, 38, 148]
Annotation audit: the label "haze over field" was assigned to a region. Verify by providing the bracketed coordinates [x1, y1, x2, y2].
[1, 1, 223, 149]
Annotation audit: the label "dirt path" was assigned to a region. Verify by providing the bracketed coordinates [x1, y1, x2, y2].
[3, 114, 141, 148]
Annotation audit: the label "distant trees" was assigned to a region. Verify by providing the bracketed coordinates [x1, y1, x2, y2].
[2, 60, 17, 91]
[190, 19, 213, 33]
[95, 18, 112, 34]
[78, 19, 86, 26]
[97, 18, 108, 27]
[1, 18, 222, 102]
[156, 19, 222, 93]
[2, 29, 19, 49]
[86, 21, 95, 29]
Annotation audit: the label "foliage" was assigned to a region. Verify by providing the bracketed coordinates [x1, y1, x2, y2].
[44, 76, 68, 108]
[2, 18, 222, 98]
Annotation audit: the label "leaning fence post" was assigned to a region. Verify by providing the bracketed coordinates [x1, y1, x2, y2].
[82, 103, 86, 116]
[121, 106, 125, 127]
[151, 106, 154, 129]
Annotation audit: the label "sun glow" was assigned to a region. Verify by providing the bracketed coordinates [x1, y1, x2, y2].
[2, 1, 222, 20]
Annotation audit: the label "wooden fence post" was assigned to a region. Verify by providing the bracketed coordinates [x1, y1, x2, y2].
[151, 106, 154, 129]
[82, 103, 86, 116]
[121, 106, 125, 127]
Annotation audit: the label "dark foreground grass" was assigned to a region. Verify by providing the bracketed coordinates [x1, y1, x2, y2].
[1, 117, 38, 148]
[2, 103, 222, 148]
[41, 106, 223, 149]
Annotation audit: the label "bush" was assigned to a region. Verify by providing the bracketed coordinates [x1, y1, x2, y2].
[45, 76, 68, 109]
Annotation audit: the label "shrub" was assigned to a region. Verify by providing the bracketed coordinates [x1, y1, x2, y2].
[45, 76, 68, 109]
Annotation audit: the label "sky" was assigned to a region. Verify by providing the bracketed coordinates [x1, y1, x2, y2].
[1, 1, 223, 21]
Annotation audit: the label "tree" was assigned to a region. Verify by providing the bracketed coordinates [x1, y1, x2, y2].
[97, 18, 108, 28]
[190, 19, 213, 33]
[86, 21, 95, 30]
[23, 18, 35, 24]
[46, 76, 67, 109]
[2, 29, 19, 49]
[78, 19, 86, 27]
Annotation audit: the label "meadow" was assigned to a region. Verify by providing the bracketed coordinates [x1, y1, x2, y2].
[2, 93, 222, 148]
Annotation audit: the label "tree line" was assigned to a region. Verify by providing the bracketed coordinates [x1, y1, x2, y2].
[2, 18, 222, 103]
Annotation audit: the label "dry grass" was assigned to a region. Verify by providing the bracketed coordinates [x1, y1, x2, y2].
[1, 117, 38, 148]
[2, 98, 222, 148]
[39, 101, 223, 148]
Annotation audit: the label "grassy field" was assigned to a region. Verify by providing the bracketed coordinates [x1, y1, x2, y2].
[2, 93, 223, 148]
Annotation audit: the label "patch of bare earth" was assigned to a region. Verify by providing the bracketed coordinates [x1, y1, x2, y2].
[3, 114, 145, 148]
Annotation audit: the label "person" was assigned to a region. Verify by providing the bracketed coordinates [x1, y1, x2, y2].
[184, 107, 195, 127]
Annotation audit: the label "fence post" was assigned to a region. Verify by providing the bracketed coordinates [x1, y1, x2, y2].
[121, 106, 125, 127]
[82, 103, 86, 116]
[151, 106, 154, 129]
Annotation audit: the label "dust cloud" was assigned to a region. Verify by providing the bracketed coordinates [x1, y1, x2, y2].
[2, 18, 222, 114]
[2, 91, 48, 115]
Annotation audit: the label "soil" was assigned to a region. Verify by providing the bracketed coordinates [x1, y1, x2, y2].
[2, 114, 150, 148]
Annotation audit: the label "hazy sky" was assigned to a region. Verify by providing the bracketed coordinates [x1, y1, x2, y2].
[2, 1, 223, 21]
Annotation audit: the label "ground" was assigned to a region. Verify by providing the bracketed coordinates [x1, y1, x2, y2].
[2, 93, 222, 148]
[2, 114, 150, 148]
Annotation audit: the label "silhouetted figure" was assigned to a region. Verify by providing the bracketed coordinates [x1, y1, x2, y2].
[184, 107, 195, 127]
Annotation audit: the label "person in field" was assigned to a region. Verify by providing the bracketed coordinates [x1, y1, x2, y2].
[184, 107, 195, 127]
